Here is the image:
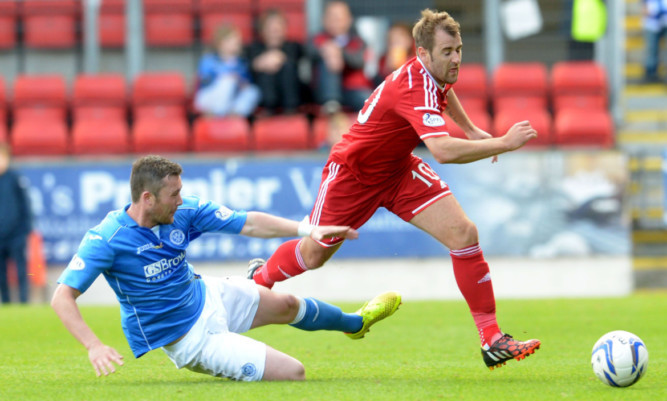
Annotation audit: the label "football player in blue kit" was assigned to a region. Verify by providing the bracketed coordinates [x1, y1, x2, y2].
[51, 155, 401, 381]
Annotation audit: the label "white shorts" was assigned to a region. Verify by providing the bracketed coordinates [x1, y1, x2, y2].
[162, 275, 265, 381]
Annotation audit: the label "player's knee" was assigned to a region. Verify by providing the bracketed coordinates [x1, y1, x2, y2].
[288, 361, 306, 381]
[451, 220, 479, 249]
[282, 294, 301, 316]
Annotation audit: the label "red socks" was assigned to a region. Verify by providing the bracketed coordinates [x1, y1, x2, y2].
[450, 244, 502, 346]
[252, 239, 308, 289]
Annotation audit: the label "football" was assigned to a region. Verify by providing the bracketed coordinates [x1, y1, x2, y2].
[591, 330, 649, 387]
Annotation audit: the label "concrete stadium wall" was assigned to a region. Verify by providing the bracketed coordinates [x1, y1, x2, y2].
[45, 256, 633, 305]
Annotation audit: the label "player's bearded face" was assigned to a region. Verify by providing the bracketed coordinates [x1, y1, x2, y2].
[150, 175, 183, 225]
[426, 30, 462, 86]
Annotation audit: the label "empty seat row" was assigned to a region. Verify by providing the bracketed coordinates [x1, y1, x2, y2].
[5, 114, 335, 156]
[455, 61, 609, 114]
[0, 0, 306, 49]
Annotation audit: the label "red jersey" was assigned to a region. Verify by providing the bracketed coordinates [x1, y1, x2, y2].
[330, 56, 453, 184]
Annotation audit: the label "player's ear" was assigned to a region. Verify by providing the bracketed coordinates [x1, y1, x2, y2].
[141, 190, 155, 205]
[416, 46, 429, 62]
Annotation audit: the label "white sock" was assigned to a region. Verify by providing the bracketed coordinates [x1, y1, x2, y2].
[289, 296, 307, 325]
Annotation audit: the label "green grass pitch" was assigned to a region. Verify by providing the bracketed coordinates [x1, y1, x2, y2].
[1, 293, 665, 401]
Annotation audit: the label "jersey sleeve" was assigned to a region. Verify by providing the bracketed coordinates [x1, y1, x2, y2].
[187, 196, 247, 235]
[57, 230, 114, 293]
[394, 68, 450, 141]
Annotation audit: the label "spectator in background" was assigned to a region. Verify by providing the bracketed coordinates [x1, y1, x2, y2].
[0, 142, 32, 304]
[309, 0, 373, 114]
[641, 0, 667, 83]
[247, 9, 304, 115]
[375, 22, 415, 84]
[194, 25, 261, 117]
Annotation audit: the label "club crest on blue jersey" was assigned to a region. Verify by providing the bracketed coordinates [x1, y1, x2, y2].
[169, 229, 185, 245]
[422, 113, 445, 127]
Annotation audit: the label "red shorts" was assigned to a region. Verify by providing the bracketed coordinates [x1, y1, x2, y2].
[310, 154, 452, 246]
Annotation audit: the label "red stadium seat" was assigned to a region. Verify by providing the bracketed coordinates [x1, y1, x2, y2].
[132, 117, 189, 153]
[73, 73, 126, 111]
[442, 109, 492, 140]
[0, 1, 18, 49]
[145, 14, 194, 47]
[200, 12, 254, 45]
[192, 116, 251, 152]
[22, 0, 78, 49]
[452, 63, 488, 112]
[144, 0, 194, 47]
[254, 115, 310, 151]
[492, 62, 548, 113]
[283, 11, 307, 43]
[132, 72, 187, 118]
[257, 0, 305, 9]
[10, 119, 68, 156]
[553, 109, 614, 148]
[494, 108, 552, 147]
[13, 75, 68, 121]
[96, 0, 125, 48]
[551, 61, 608, 113]
[71, 118, 130, 155]
[198, 0, 253, 13]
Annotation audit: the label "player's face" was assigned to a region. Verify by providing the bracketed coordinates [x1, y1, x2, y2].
[421, 30, 462, 86]
[149, 175, 183, 225]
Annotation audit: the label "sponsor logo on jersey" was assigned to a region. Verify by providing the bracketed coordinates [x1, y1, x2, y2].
[136, 242, 162, 254]
[169, 229, 185, 245]
[215, 206, 233, 221]
[422, 113, 445, 127]
[143, 251, 186, 280]
[68, 254, 86, 271]
[86, 234, 102, 241]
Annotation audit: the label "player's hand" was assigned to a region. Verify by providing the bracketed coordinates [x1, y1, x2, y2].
[502, 120, 537, 151]
[88, 342, 124, 377]
[311, 225, 359, 241]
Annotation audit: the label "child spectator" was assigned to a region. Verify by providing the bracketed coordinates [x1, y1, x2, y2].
[194, 25, 260, 117]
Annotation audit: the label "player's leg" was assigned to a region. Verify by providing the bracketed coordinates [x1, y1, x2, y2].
[263, 346, 305, 380]
[251, 284, 401, 339]
[251, 284, 362, 332]
[409, 195, 500, 343]
[410, 196, 540, 369]
[250, 238, 342, 288]
[250, 160, 380, 288]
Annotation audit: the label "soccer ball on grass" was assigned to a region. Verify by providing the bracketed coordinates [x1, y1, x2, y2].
[591, 330, 648, 387]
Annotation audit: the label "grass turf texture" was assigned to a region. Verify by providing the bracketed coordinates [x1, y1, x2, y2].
[1, 293, 665, 401]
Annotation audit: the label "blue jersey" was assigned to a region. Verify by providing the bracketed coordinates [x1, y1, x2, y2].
[57, 196, 247, 358]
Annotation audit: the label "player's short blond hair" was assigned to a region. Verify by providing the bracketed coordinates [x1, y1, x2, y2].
[130, 155, 183, 202]
[412, 9, 461, 53]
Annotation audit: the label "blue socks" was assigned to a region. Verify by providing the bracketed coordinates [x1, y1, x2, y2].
[289, 297, 363, 333]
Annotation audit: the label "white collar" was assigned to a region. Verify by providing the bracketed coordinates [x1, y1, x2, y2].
[416, 55, 446, 91]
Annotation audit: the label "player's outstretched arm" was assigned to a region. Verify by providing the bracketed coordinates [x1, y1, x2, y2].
[51, 284, 124, 376]
[424, 120, 537, 164]
[240, 212, 359, 241]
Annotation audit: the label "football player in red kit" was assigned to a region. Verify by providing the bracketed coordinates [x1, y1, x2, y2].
[249, 9, 540, 370]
